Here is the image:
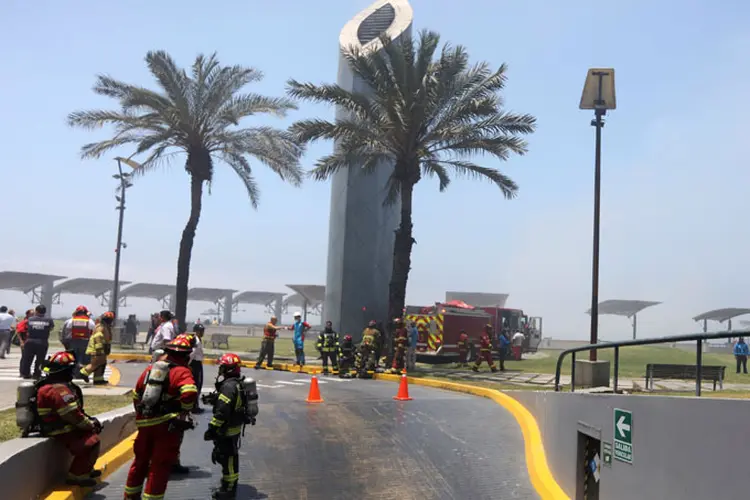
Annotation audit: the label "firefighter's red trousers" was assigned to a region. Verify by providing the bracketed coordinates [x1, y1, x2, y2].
[474, 348, 495, 369]
[124, 422, 182, 499]
[56, 430, 101, 478]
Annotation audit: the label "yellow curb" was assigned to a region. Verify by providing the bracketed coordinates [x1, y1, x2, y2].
[107, 365, 121, 387]
[372, 374, 570, 500]
[42, 430, 138, 500]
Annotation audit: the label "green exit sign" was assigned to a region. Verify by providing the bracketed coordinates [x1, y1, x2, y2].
[613, 408, 633, 464]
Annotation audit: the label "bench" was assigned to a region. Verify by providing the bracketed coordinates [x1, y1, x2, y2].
[209, 333, 231, 350]
[645, 363, 726, 391]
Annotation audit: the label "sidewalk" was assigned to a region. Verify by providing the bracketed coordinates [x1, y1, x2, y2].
[425, 367, 750, 392]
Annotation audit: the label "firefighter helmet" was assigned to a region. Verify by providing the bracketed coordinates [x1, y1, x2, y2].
[218, 353, 242, 377]
[43, 351, 77, 376]
[368, 320, 377, 327]
[101, 311, 115, 323]
[293, 312, 302, 318]
[175, 333, 197, 348]
[74, 305, 88, 315]
[193, 323, 205, 333]
[344, 334, 353, 342]
[164, 335, 193, 354]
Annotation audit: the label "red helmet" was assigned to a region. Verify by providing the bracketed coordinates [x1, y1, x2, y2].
[164, 335, 193, 354]
[178, 333, 197, 348]
[44, 351, 77, 375]
[344, 334, 353, 342]
[74, 305, 88, 315]
[101, 311, 115, 322]
[218, 353, 242, 376]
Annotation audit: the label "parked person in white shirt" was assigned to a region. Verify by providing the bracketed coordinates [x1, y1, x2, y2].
[0, 306, 15, 359]
[149, 310, 176, 360]
[189, 323, 205, 413]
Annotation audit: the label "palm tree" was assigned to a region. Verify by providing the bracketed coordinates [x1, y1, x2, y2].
[69, 51, 304, 327]
[287, 30, 536, 329]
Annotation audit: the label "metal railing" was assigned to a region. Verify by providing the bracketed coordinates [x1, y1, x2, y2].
[554, 330, 748, 396]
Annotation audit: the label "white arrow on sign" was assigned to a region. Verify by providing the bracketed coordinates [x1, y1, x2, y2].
[616, 415, 631, 438]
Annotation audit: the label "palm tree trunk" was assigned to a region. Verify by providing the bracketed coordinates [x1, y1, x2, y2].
[174, 175, 204, 331]
[387, 181, 416, 342]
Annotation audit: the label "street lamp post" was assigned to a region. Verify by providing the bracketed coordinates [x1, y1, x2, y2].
[580, 68, 616, 362]
[110, 157, 140, 318]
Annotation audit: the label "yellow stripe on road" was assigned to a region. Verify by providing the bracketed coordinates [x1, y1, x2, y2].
[372, 373, 570, 500]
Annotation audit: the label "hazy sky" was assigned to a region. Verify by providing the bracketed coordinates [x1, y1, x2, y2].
[1, 0, 748, 339]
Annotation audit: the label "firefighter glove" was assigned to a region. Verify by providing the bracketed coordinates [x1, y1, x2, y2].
[91, 418, 103, 434]
[204, 427, 218, 441]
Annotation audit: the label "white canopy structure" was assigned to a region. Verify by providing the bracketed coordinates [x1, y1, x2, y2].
[587, 299, 661, 339]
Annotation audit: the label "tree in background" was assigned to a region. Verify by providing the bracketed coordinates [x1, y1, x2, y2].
[287, 31, 535, 331]
[68, 51, 304, 328]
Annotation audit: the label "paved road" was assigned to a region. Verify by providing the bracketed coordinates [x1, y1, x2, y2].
[89, 365, 538, 500]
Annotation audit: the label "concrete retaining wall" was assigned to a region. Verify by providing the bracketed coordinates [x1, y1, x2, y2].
[0, 406, 135, 500]
[509, 391, 747, 499]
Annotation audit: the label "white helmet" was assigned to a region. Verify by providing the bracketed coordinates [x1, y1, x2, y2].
[293, 312, 302, 318]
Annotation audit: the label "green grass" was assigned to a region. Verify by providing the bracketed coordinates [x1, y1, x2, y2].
[427, 346, 746, 384]
[0, 394, 132, 443]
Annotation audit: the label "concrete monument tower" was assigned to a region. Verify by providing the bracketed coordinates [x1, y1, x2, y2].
[324, 0, 414, 339]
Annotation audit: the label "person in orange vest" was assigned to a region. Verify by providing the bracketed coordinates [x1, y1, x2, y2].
[123, 336, 197, 499]
[61, 306, 96, 373]
[255, 316, 280, 369]
[36, 351, 103, 487]
[472, 324, 498, 373]
[456, 330, 470, 368]
[80, 312, 114, 384]
[390, 318, 409, 373]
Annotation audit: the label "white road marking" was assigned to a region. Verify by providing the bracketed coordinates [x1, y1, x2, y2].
[276, 380, 304, 386]
[293, 378, 326, 384]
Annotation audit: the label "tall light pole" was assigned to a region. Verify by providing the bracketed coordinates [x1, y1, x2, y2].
[580, 68, 616, 362]
[110, 156, 140, 318]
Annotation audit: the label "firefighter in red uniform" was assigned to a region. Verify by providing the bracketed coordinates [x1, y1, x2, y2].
[456, 330, 470, 367]
[123, 336, 198, 500]
[390, 318, 409, 373]
[472, 324, 498, 373]
[36, 351, 103, 486]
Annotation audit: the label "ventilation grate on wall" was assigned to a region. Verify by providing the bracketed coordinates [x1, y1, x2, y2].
[357, 3, 396, 46]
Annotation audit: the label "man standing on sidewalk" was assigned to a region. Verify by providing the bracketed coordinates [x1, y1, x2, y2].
[406, 321, 418, 371]
[734, 337, 749, 374]
[21, 305, 54, 379]
[0, 306, 15, 359]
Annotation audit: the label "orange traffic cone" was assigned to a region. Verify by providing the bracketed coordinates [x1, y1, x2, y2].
[393, 373, 413, 401]
[306, 375, 324, 403]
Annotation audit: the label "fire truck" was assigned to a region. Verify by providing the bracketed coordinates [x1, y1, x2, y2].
[405, 300, 543, 364]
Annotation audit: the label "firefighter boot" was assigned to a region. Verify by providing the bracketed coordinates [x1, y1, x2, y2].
[172, 462, 190, 474]
[471, 365, 479, 373]
[66, 476, 97, 487]
[491, 366, 499, 373]
[213, 482, 237, 499]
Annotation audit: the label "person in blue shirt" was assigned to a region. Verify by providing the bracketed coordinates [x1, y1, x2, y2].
[289, 312, 310, 367]
[733, 337, 749, 374]
[496, 331, 511, 371]
[407, 321, 419, 371]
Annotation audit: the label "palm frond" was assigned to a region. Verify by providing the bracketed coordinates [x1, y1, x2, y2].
[220, 151, 260, 208]
[433, 159, 518, 198]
